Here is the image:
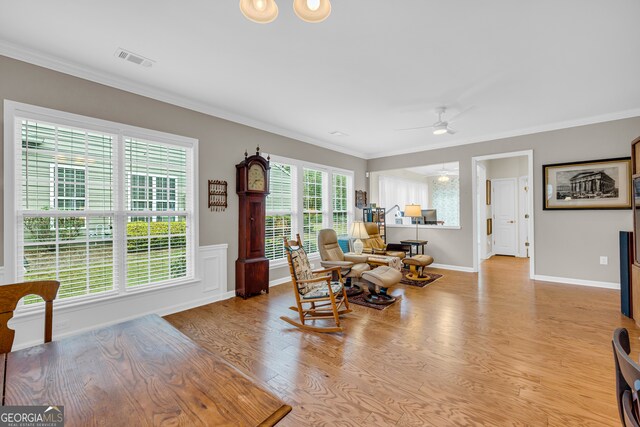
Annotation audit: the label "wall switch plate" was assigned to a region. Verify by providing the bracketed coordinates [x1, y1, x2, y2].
[600, 256, 608, 265]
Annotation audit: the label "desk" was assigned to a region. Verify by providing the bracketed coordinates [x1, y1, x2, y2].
[3, 314, 291, 426]
[400, 240, 429, 257]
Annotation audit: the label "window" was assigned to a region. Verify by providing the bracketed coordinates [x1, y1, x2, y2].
[265, 155, 353, 263]
[265, 163, 295, 261]
[7, 104, 197, 306]
[125, 138, 189, 288]
[378, 175, 429, 223]
[332, 173, 349, 237]
[56, 166, 86, 210]
[303, 169, 325, 254]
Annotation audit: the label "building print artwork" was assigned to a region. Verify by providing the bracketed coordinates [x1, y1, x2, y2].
[543, 157, 631, 210]
[556, 168, 618, 200]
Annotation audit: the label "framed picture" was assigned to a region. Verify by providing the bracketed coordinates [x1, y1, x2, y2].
[486, 180, 491, 205]
[543, 157, 631, 210]
[355, 190, 367, 209]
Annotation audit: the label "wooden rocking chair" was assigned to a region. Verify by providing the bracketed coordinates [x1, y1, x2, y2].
[281, 234, 352, 333]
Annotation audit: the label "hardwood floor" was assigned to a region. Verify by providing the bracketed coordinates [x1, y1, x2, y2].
[165, 256, 638, 426]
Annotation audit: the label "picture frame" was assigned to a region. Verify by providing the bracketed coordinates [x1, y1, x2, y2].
[542, 157, 631, 210]
[355, 190, 368, 209]
[486, 180, 491, 205]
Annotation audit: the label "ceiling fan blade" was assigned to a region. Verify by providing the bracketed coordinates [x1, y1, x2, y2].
[447, 127, 457, 135]
[448, 105, 475, 123]
[395, 125, 434, 131]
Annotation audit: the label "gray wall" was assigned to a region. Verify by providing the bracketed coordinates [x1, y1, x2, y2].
[0, 55, 367, 291]
[368, 118, 640, 283]
[487, 156, 528, 180]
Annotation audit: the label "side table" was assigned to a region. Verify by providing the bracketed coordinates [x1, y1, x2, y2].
[399, 240, 429, 257]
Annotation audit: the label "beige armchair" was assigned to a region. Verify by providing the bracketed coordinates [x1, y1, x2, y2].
[362, 222, 407, 259]
[317, 229, 370, 296]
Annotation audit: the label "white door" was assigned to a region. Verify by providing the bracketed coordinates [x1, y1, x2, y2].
[492, 178, 517, 256]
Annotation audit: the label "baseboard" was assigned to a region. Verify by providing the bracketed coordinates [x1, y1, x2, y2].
[533, 274, 620, 290]
[269, 276, 290, 288]
[430, 263, 475, 273]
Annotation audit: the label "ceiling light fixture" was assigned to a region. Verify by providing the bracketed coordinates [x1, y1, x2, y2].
[240, 0, 279, 23]
[437, 164, 450, 182]
[433, 124, 448, 135]
[240, 0, 330, 23]
[329, 130, 348, 136]
[293, 0, 332, 23]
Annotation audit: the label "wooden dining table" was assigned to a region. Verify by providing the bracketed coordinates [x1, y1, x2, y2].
[2, 314, 291, 426]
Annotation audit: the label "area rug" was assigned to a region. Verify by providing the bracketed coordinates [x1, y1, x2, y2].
[400, 270, 443, 288]
[347, 293, 401, 310]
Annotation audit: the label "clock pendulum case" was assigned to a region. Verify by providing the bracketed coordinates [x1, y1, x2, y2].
[235, 147, 271, 299]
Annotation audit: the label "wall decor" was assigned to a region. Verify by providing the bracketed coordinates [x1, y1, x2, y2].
[487, 218, 492, 235]
[355, 190, 367, 209]
[543, 157, 631, 210]
[208, 180, 228, 212]
[486, 180, 491, 205]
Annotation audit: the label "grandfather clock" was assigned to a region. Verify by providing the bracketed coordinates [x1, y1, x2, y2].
[236, 147, 270, 299]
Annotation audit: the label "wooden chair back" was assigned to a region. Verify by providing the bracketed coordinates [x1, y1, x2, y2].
[613, 328, 640, 427]
[0, 281, 60, 353]
[283, 235, 316, 295]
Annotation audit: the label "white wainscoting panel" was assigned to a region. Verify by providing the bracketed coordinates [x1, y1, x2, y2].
[4, 244, 232, 350]
[200, 244, 227, 293]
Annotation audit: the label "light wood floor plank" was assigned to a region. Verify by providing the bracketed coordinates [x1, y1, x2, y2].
[166, 256, 636, 426]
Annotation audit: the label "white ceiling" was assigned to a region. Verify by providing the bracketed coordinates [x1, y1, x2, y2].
[406, 162, 459, 177]
[1, 1, 639, 159]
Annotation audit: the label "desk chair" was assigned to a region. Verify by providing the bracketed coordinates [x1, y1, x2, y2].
[613, 328, 640, 427]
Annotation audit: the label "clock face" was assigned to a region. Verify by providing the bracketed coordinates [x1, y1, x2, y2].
[247, 163, 266, 191]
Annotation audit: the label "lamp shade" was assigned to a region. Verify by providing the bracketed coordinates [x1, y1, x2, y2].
[240, 0, 279, 23]
[293, 0, 331, 23]
[404, 204, 422, 218]
[349, 221, 369, 239]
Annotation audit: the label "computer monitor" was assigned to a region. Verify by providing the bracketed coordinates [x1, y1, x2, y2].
[422, 209, 437, 225]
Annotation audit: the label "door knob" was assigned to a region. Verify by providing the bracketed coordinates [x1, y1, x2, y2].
[508, 220, 515, 223]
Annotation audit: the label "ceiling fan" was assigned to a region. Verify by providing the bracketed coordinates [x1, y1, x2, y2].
[396, 106, 473, 135]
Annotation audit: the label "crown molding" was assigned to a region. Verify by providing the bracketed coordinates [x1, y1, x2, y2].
[3, 41, 639, 162]
[365, 107, 640, 159]
[0, 40, 367, 159]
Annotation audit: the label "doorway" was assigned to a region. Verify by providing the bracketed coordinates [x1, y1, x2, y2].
[471, 150, 535, 278]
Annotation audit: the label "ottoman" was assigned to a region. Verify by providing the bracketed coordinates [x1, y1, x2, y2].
[402, 254, 434, 281]
[361, 266, 402, 305]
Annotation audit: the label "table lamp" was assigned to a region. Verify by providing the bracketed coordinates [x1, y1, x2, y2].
[349, 221, 369, 255]
[404, 204, 422, 240]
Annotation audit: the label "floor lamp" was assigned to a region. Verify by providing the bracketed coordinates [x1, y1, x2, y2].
[404, 204, 422, 240]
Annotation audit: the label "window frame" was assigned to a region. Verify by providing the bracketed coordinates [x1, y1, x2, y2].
[266, 154, 354, 266]
[4, 100, 199, 311]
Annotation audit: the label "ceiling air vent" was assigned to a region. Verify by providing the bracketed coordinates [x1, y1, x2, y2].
[114, 48, 154, 68]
